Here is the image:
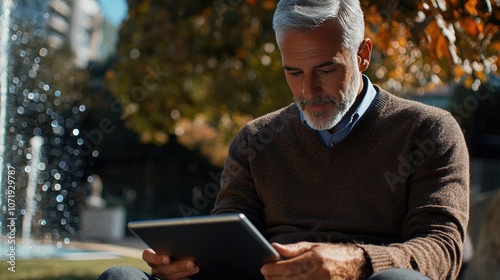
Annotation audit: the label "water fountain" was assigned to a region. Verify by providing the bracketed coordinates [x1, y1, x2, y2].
[21, 135, 44, 242]
[1, 0, 89, 259]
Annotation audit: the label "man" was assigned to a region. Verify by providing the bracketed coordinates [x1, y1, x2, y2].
[98, 0, 469, 279]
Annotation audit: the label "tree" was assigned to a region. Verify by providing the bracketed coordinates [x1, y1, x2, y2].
[364, 0, 500, 95]
[106, 0, 500, 166]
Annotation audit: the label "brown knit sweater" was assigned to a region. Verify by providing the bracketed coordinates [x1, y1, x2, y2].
[212, 89, 470, 280]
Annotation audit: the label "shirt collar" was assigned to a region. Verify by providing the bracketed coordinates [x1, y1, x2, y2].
[300, 74, 378, 147]
[349, 74, 377, 125]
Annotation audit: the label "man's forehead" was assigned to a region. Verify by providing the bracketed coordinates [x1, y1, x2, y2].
[277, 22, 344, 49]
[279, 33, 346, 57]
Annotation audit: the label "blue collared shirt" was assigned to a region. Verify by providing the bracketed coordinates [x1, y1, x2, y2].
[300, 75, 378, 148]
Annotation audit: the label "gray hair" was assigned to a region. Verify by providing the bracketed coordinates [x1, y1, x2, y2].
[272, 0, 365, 54]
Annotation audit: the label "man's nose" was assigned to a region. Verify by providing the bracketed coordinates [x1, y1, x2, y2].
[302, 74, 319, 100]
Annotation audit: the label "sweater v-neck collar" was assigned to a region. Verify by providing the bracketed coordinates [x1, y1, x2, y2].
[293, 88, 390, 157]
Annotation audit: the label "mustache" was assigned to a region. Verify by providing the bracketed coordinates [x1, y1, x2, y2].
[294, 96, 340, 109]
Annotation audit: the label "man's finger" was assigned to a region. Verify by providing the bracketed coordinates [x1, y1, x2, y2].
[142, 248, 171, 266]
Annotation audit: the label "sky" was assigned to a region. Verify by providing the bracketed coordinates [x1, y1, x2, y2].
[99, 0, 128, 26]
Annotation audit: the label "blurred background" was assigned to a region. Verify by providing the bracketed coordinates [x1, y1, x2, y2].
[0, 0, 499, 278]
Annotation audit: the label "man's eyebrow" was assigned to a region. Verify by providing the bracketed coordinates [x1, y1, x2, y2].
[283, 65, 301, 71]
[315, 61, 337, 68]
[283, 60, 340, 71]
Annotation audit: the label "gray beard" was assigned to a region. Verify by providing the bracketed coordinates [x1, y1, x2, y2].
[295, 73, 360, 131]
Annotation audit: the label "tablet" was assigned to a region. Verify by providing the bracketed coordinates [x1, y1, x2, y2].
[127, 213, 280, 280]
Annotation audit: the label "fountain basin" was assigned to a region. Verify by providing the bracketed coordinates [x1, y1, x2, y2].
[0, 239, 133, 260]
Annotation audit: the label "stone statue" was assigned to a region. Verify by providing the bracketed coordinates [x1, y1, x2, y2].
[80, 174, 125, 241]
[86, 174, 106, 208]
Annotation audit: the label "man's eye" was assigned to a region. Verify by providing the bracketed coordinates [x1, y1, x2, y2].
[317, 69, 334, 74]
[288, 72, 302, 77]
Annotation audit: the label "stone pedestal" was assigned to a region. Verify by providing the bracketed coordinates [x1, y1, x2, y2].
[79, 207, 126, 242]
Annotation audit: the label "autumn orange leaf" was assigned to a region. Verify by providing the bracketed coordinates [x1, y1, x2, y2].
[246, 0, 257, 7]
[465, 0, 479, 16]
[459, 17, 481, 38]
[262, 0, 276, 11]
[436, 36, 449, 59]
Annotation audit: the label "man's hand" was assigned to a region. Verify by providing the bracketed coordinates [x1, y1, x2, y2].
[260, 242, 372, 280]
[142, 248, 199, 280]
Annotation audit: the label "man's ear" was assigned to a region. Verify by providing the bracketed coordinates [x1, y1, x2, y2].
[357, 38, 372, 72]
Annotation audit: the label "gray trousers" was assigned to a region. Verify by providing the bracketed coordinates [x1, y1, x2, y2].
[96, 266, 430, 280]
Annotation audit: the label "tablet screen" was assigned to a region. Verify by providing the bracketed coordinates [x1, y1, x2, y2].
[128, 213, 280, 280]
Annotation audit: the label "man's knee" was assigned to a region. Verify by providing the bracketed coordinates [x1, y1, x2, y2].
[367, 268, 430, 280]
[96, 265, 155, 280]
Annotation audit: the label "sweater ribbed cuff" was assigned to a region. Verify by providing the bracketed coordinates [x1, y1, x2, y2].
[356, 244, 395, 273]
